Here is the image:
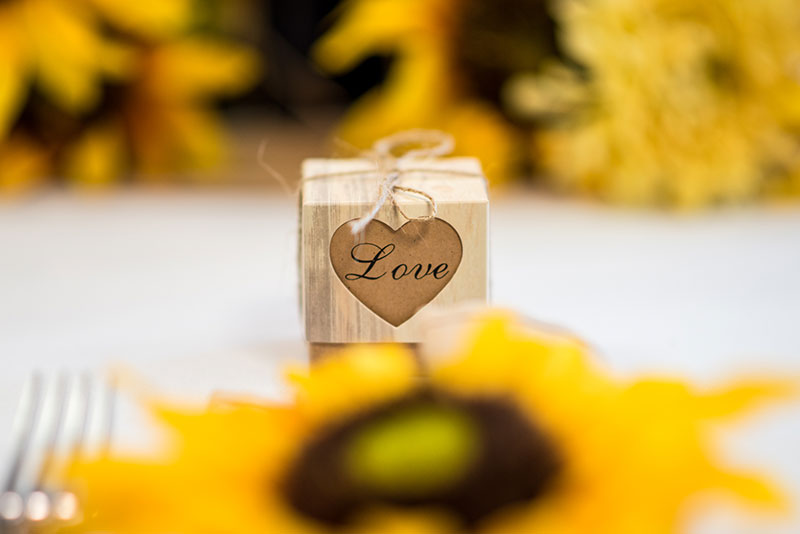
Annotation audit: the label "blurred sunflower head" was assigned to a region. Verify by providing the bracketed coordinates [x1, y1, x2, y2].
[62, 37, 260, 186]
[0, 0, 260, 193]
[314, 0, 565, 184]
[320, 0, 800, 206]
[61, 311, 791, 534]
[0, 0, 127, 191]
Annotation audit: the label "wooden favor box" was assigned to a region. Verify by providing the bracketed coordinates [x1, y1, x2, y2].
[300, 157, 489, 353]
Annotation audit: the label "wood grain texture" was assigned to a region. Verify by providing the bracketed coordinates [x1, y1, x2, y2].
[301, 158, 489, 343]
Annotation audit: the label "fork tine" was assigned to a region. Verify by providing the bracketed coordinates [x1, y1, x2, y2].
[2, 373, 44, 493]
[50, 374, 106, 526]
[33, 373, 70, 489]
[100, 375, 117, 457]
[47, 374, 99, 527]
[3, 373, 117, 531]
[25, 374, 73, 525]
[0, 373, 44, 525]
[68, 374, 92, 463]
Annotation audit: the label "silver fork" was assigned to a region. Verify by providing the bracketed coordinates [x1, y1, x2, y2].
[0, 373, 116, 534]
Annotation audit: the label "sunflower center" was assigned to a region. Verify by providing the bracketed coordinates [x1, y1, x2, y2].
[345, 402, 478, 497]
[283, 390, 561, 528]
[451, 0, 562, 105]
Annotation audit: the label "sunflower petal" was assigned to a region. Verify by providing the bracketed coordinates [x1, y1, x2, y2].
[147, 38, 261, 102]
[289, 345, 417, 426]
[334, 50, 451, 148]
[99, 40, 139, 80]
[313, 0, 435, 73]
[26, 0, 102, 113]
[0, 12, 28, 139]
[88, 0, 193, 38]
[697, 380, 798, 419]
[710, 468, 787, 509]
[130, 105, 225, 176]
[0, 135, 49, 194]
[63, 122, 126, 187]
[442, 102, 517, 185]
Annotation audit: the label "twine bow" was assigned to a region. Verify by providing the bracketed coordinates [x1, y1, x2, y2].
[303, 129, 484, 234]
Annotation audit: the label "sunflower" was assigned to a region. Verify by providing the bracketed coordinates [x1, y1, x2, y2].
[0, 0, 112, 134]
[0, 0, 193, 142]
[314, 0, 562, 184]
[87, 0, 192, 38]
[0, 0, 259, 192]
[506, 0, 800, 207]
[59, 311, 791, 534]
[0, 133, 50, 192]
[62, 37, 260, 185]
[0, 0, 124, 190]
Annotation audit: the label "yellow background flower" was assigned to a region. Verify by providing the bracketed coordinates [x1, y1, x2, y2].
[63, 38, 260, 185]
[0, 0, 260, 193]
[320, 0, 800, 206]
[510, 0, 800, 206]
[314, 0, 518, 184]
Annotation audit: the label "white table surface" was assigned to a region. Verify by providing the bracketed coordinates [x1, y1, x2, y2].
[1, 189, 798, 533]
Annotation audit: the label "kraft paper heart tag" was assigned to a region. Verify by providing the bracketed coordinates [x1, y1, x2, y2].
[329, 218, 463, 327]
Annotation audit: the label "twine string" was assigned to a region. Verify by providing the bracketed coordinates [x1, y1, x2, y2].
[301, 129, 482, 235]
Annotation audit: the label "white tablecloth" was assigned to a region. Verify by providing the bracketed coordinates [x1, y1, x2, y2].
[1, 190, 798, 533]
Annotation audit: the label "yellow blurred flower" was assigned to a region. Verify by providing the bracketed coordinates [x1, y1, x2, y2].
[60, 312, 791, 534]
[0, 0, 115, 137]
[87, 0, 192, 38]
[0, 0, 192, 139]
[313, 0, 559, 184]
[0, 0, 260, 192]
[0, 134, 49, 193]
[64, 38, 261, 184]
[508, 0, 800, 207]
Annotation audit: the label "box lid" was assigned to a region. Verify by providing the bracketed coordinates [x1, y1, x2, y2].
[301, 157, 488, 206]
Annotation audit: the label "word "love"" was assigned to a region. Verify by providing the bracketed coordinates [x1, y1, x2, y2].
[345, 243, 450, 281]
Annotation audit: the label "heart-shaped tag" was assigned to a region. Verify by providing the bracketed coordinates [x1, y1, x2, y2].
[329, 218, 463, 327]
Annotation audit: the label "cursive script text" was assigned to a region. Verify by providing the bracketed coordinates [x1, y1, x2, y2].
[345, 242, 449, 281]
